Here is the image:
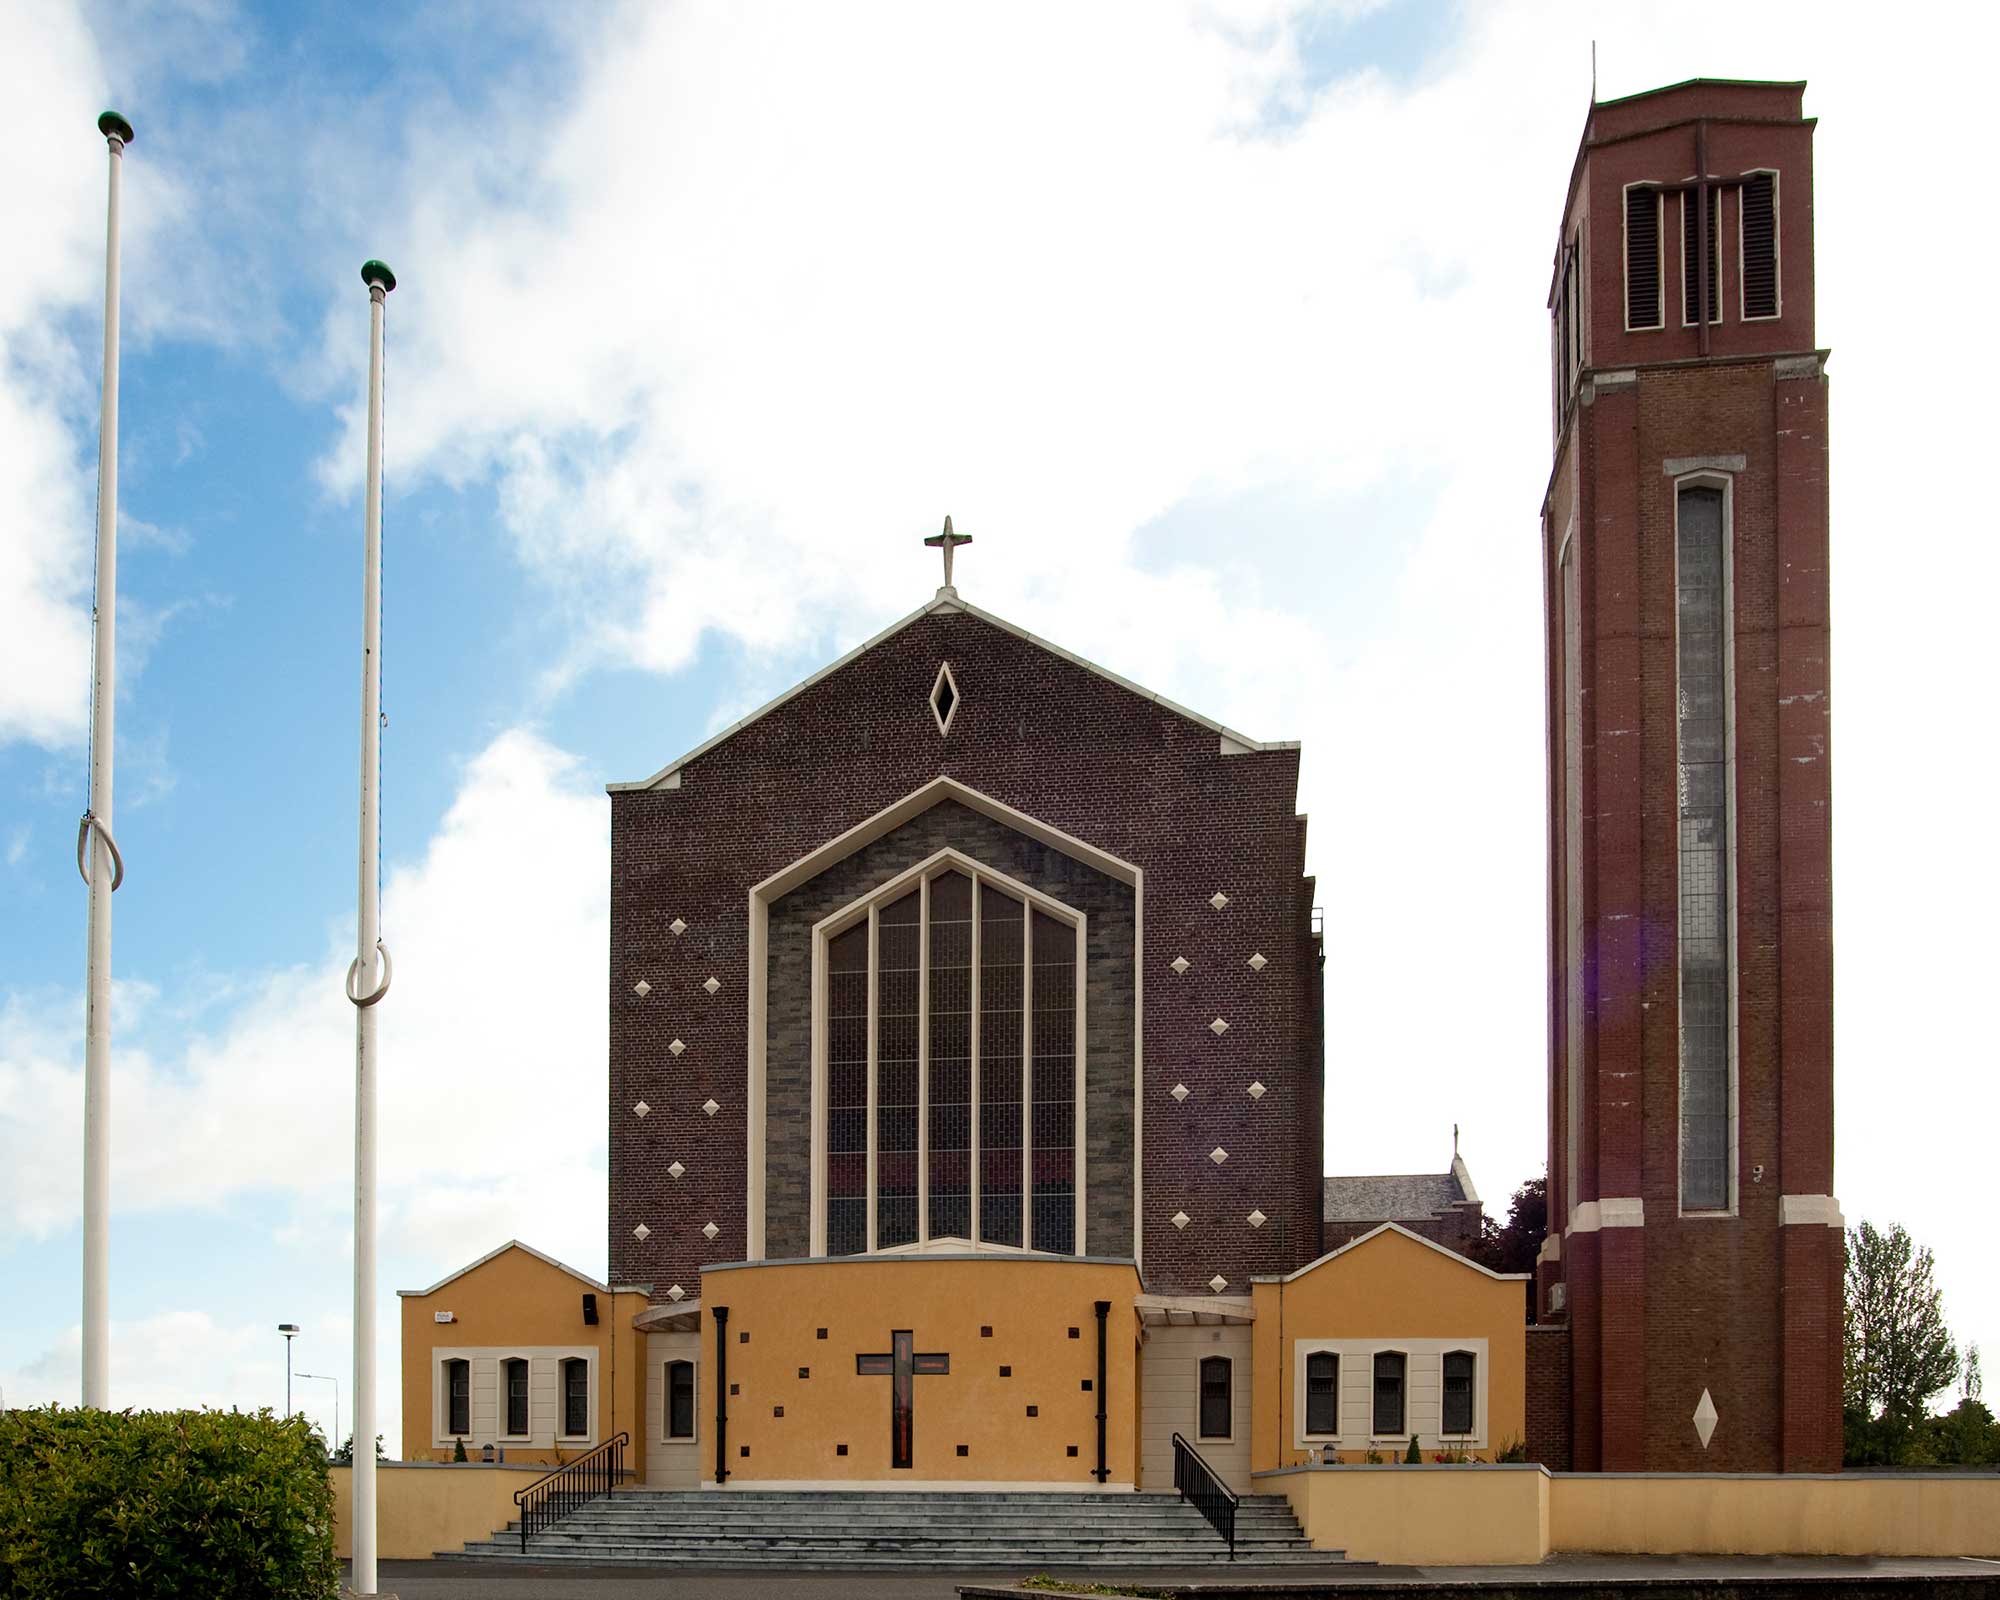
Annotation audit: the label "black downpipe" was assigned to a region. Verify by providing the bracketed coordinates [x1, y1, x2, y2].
[1093, 1300, 1110, 1483]
[713, 1305, 729, 1485]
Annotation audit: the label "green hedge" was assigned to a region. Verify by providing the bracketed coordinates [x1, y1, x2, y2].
[0, 1405, 338, 1599]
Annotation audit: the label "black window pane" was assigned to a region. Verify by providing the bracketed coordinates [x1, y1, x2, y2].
[447, 1360, 469, 1436]
[506, 1359, 527, 1436]
[564, 1359, 589, 1437]
[667, 1360, 695, 1439]
[1306, 1351, 1339, 1436]
[1742, 172, 1777, 318]
[876, 890, 921, 1249]
[1626, 186, 1661, 328]
[1029, 911, 1075, 1254]
[826, 922, 869, 1256]
[1443, 1351, 1475, 1436]
[1199, 1356, 1231, 1440]
[928, 872, 973, 1240]
[978, 887, 1024, 1247]
[1372, 1352, 1405, 1437]
[1683, 185, 1720, 324]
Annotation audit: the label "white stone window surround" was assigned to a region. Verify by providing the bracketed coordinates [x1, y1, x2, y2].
[745, 777, 1144, 1268]
[807, 845, 1088, 1258]
[1671, 468, 1741, 1220]
[1290, 1337, 1490, 1451]
[432, 1346, 598, 1451]
[1737, 167, 1782, 322]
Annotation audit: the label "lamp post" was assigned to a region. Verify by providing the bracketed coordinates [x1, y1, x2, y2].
[296, 1371, 339, 1457]
[278, 1323, 300, 1415]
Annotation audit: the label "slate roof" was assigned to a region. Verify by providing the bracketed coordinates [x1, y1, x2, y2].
[1322, 1157, 1478, 1224]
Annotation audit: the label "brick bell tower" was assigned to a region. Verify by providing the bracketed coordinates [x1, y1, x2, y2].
[1537, 79, 1840, 1472]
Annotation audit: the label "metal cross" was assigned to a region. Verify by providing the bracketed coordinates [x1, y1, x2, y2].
[856, 1330, 950, 1469]
[924, 515, 973, 589]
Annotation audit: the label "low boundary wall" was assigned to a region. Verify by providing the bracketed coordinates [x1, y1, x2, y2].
[1255, 1465, 2000, 1567]
[330, 1461, 546, 1560]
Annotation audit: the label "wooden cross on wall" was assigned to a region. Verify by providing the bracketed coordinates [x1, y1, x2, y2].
[856, 1330, 950, 1469]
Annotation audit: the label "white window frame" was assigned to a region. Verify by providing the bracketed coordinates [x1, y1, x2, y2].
[1671, 470, 1741, 1219]
[1196, 1354, 1236, 1445]
[432, 1346, 598, 1450]
[1292, 1338, 1491, 1451]
[1621, 181, 1664, 333]
[1737, 167, 1782, 322]
[662, 1357, 698, 1445]
[808, 846, 1088, 1257]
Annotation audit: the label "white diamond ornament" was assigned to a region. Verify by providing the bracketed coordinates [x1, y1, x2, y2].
[668, 1160, 685, 1179]
[632, 1223, 650, 1241]
[702, 1098, 720, 1117]
[671, 918, 687, 936]
[666, 1284, 685, 1302]
[1693, 1389, 1719, 1449]
[1210, 892, 1229, 911]
[703, 976, 721, 995]
[1172, 1211, 1191, 1230]
[1247, 1081, 1266, 1100]
[1171, 1083, 1189, 1102]
[1209, 1147, 1229, 1165]
[702, 1221, 719, 1241]
[1248, 953, 1267, 972]
[1210, 1017, 1229, 1035]
[1170, 955, 1190, 975]
[1248, 1209, 1267, 1228]
[670, 1038, 686, 1056]
[632, 1101, 650, 1118]
[632, 979, 651, 996]
[1208, 1275, 1228, 1293]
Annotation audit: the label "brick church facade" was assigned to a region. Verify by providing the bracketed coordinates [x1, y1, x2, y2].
[1535, 79, 1842, 1471]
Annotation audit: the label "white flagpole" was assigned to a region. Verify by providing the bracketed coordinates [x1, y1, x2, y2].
[81, 109, 134, 1411]
[348, 258, 396, 1596]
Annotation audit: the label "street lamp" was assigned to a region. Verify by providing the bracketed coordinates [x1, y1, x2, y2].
[296, 1371, 340, 1457]
[278, 1324, 299, 1414]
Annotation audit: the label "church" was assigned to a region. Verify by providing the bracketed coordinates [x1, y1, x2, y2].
[397, 75, 1841, 1495]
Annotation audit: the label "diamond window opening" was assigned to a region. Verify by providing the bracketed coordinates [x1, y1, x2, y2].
[930, 661, 961, 735]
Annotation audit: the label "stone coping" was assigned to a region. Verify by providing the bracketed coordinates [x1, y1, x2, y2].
[331, 1459, 552, 1473]
[1254, 1463, 1552, 1479]
[702, 1252, 1141, 1274]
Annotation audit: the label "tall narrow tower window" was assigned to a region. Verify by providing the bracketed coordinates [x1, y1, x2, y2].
[1741, 171, 1779, 319]
[1676, 484, 1732, 1212]
[1625, 185, 1663, 329]
[1682, 186, 1721, 325]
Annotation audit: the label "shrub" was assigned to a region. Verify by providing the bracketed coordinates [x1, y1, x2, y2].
[452, 1436, 467, 1463]
[0, 1404, 338, 1599]
[1405, 1434, 1421, 1463]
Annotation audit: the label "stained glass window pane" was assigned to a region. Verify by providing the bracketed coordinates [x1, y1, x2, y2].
[1677, 486, 1730, 1211]
[927, 872, 974, 1240]
[826, 922, 870, 1256]
[978, 887, 1024, 1248]
[1030, 910, 1076, 1254]
[875, 890, 921, 1249]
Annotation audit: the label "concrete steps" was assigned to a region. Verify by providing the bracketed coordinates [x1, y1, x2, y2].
[441, 1488, 1343, 1569]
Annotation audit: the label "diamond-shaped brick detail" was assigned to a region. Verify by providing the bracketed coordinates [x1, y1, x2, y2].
[670, 1038, 686, 1057]
[1208, 1275, 1229, 1293]
[1248, 952, 1267, 972]
[1171, 1083, 1189, 1103]
[632, 978, 651, 996]
[1247, 1209, 1267, 1229]
[1693, 1388, 1719, 1449]
[702, 1221, 720, 1241]
[1247, 1081, 1266, 1100]
[670, 918, 687, 936]
[703, 976, 721, 995]
[1209, 892, 1230, 911]
[632, 1223, 650, 1241]
[632, 1101, 651, 1118]
[1171, 1211, 1191, 1230]
[1170, 955, 1190, 975]
[666, 1284, 686, 1302]
[702, 1098, 720, 1117]
[668, 1160, 685, 1179]
[1209, 1147, 1229, 1165]
[1209, 1017, 1229, 1036]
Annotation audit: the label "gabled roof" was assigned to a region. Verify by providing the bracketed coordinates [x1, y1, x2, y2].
[608, 585, 1298, 794]
[1252, 1221, 1530, 1285]
[1323, 1151, 1480, 1223]
[396, 1239, 609, 1299]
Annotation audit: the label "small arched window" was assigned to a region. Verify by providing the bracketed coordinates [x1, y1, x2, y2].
[443, 1358, 469, 1437]
[1372, 1351, 1406, 1437]
[1198, 1355, 1232, 1441]
[1304, 1351, 1339, 1437]
[1442, 1350, 1476, 1436]
[502, 1357, 529, 1437]
[560, 1357, 589, 1438]
[666, 1359, 695, 1440]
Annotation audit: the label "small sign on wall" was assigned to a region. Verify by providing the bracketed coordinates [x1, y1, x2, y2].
[434, 1311, 455, 1323]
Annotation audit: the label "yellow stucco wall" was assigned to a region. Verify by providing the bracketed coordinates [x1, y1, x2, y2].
[1262, 1465, 1551, 1565]
[1552, 1474, 2000, 1559]
[1249, 1226, 1527, 1470]
[330, 1463, 543, 1560]
[398, 1243, 649, 1476]
[699, 1255, 1141, 1485]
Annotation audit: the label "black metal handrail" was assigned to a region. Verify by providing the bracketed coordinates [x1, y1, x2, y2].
[1171, 1431, 1238, 1560]
[513, 1432, 628, 1553]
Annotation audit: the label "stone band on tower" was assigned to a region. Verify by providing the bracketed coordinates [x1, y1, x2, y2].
[1537, 78, 1841, 1472]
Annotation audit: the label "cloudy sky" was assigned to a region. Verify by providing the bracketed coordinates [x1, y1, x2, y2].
[2, 0, 1993, 1448]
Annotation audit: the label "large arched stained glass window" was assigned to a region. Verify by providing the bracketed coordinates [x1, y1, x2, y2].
[816, 855, 1084, 1256]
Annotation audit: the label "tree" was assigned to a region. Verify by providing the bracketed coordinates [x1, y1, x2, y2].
[1469, 1173, 1547, 1323]
[1844, 1220, 1958, 1425]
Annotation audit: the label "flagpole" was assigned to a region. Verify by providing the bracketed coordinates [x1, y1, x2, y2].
[81, 109, 134, 1411]
[348, 258, 396, 1597]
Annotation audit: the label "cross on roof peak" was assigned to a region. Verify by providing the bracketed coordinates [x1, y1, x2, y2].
[924, 515, 973, 591]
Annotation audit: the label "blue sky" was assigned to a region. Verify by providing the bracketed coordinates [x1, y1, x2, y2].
[3, 0, 1994, 1445]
